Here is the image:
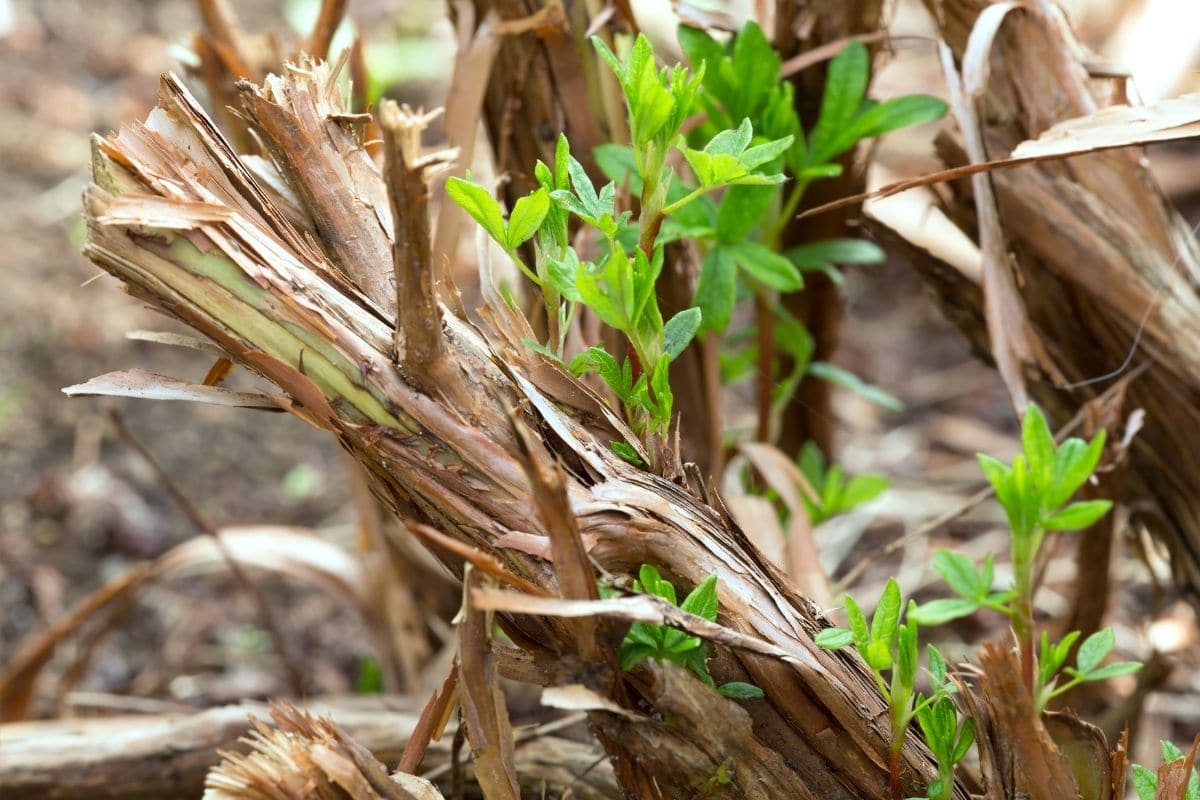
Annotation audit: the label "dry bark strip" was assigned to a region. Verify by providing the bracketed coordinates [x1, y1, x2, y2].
[75, 61, 961, 798]
[881, 0, 1200, 605]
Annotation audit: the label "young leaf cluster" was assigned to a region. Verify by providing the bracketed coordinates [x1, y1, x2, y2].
[907, 550, 1011, 626]
[913, 405, 1110, 634]
[913, 664, 975, 800]
[815, 581, 951, 755]
[912, 410, 1108, 633]
[454, 33, 799, 442]
[909, 405, 1139, 711]
[1033, 628, 1141, 713]
[796, 440, 889, 525]
[619, 565, 762, 699]
[593, 34, 792, 255]
[672, 23, 941, 428]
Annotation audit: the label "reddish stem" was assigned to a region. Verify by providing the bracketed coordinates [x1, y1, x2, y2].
[754, 289, 775, 442]
[888, 747, 902, 800]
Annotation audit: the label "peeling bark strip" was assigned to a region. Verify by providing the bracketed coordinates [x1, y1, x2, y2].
[77, 66, 960, 799]
[238, 57, 397, 315]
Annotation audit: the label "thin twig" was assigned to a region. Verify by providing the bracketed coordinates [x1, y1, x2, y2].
[380, 101, 444, 372]
[106, 410, 305, 696]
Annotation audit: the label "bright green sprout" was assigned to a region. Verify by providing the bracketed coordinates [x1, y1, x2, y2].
[908, 404, 1140, 705]
[816, 579, 959, 798]
[617, 564, 763, 700]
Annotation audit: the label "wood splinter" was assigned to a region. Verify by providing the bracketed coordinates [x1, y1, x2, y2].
[379, 101, 457, 378]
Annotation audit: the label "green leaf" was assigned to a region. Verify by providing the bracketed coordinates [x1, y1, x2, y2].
[847, 94, 948, 141]
[844, 593, 870, 652]
[706, 119, 754, 157]
[356, 656, 383, 693]
[553, 134, 570, 187]
[1163, 740, 1186, 761]
[716, 184, 776, 243]
[623, 621, 659, 648]
[839, 474, 888, 512]
[1043, 500, 1112, 532]
[871, 578, 902, 645]
[927, 645, 948, 688]
[1076, 628, 1115, 674]
[1008, 454, 1039, 540]
[815, 627, 856, 649]
[1044, 430, 1107, 509]
[619, 641, 658, 671]
[907, 597, 981, 627]
[798, 441, 826, 487]
[638, 564, 673, 602]
[785, 238, 886, 269]
[727, 21, 779, 120]
[953, 717, 975, 762]
[521, 338, 560, 362]
[506, 188, 549, 249]
[677, 24, 724, 83]
[610, 440, 645, 467]
[683, 645, 716, 687]
[1039, 630, 1079, 680]
[545, 249, 584, 302]
[807, 361, 904, 412]
[663, 308, 702, 361]
[576, 248, 633, 330]
[896, 621, 918, 693]
[809, 40, 869, 163]
[933, 549, 983, 600]
[695, 247, 738, 333]
[567, 155, 603, 217]
[666, 634, 703, 655]
[727, 241, 803, 291]
[977, 453, 1013, 506]
[866, 639, 893, 671]
[631, 246, 665, 330]
[740, 135, 794, 169]
[569, 345, 629, 400]
[1021, 405, 1056, 487]
[445, 176, 507, 245]
[650, 352, 674, 425]
[591, 35, 626, 82]
[1080, 661, 1142, 681]
[718, 681, 765, 699]
[1131, 764, 1157, 800]
[681, 574, 720, 622]
[822, 465, 846, 512]
[594, 143, 643, 195]
[796, 163, 842, 181]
